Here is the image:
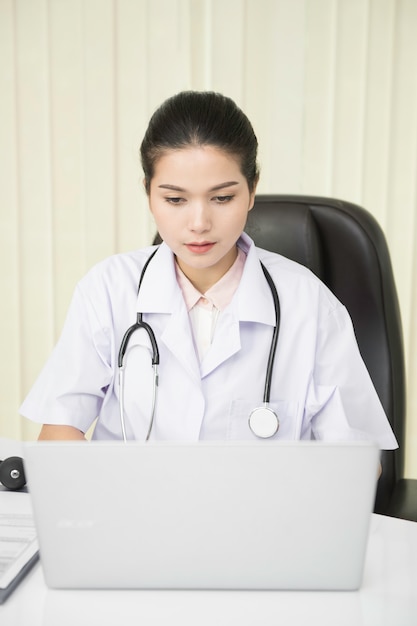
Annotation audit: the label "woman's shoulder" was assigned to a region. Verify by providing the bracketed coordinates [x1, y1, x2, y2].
[241, 233, 322, 283]
[255, 245, 321, 281]
[80, 245, 158, 285]
[254, 245, 342, 311]
[71, 246, 161, 310]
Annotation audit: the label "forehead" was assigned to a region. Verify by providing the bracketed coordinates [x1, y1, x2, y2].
[151, 146, 244, 186]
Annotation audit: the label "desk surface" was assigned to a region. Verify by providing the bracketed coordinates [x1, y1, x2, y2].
[1, 496, 417, 626]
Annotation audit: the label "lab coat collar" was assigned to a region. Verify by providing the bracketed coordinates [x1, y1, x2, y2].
[136, 243, 201, 383]
[201, 234, 278, 377]
[136, 243, 182, 313]
[135, 235, 277, 381]
[236, 233, 277, 327]
[136, 234, 277, 327]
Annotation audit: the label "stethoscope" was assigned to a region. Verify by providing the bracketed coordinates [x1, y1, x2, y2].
[118, 248, 281, 442]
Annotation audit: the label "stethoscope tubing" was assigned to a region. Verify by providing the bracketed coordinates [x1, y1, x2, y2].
[260, 262, 281, 403]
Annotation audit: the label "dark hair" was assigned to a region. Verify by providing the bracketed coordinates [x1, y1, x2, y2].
[140, 91, 259, 193]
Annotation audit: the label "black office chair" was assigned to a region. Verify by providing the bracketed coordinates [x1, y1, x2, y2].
[245, 194, 417, 521]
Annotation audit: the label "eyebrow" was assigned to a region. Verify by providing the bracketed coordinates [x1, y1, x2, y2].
[158, 181, 240, 192]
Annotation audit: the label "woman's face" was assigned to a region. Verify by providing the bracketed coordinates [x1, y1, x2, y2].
[148, 146, 256, 292]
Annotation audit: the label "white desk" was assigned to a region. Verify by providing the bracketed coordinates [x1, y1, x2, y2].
[1, 494, 416, 626]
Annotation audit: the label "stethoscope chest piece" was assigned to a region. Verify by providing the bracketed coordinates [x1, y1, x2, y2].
[248, 406, 279, 439]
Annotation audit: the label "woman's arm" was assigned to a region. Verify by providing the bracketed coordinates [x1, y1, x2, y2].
[38, 424, 86, 441]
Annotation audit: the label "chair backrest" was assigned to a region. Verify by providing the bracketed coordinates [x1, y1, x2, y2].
[245, 195, 406, 514]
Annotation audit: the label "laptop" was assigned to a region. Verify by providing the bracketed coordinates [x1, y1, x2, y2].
[23, 440, 379, 591]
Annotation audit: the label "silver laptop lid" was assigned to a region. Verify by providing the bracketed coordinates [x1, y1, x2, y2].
[24, 441, 379, 591]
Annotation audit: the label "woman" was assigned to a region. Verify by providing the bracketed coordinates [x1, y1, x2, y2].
[20, 91, 397, 450]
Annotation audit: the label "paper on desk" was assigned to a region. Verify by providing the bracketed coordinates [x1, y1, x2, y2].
[0, 490, 39, 591]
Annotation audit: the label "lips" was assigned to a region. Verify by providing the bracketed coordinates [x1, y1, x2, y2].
[185, 242, 215, 254]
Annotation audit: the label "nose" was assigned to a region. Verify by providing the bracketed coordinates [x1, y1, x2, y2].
[188, 201, 211, 233]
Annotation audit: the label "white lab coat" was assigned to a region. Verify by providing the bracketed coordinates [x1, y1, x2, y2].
[20, 233, 398, 448]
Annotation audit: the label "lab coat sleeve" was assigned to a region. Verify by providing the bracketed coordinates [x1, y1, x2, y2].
[307, 299, 398, 449]
[19, 282, 113, 433]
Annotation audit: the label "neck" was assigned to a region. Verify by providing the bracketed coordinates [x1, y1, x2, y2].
[177, 246, 238, 293]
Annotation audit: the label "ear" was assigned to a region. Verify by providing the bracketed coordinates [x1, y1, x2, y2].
[248, 181, 258, 212]
[143, 177, 150, 196]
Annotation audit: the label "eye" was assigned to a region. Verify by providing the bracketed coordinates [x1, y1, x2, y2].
[213, 195, 234, 204]
[165, 197, 185, 205]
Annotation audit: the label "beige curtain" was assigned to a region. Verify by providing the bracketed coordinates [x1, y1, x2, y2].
[1, 0, 416, 477]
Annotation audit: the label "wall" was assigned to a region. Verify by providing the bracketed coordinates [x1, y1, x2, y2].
[0, 0, 416, 476]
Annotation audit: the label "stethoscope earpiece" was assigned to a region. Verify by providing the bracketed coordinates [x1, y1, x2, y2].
[0, 456, 27, 491]
[249, 406, 280, 439]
